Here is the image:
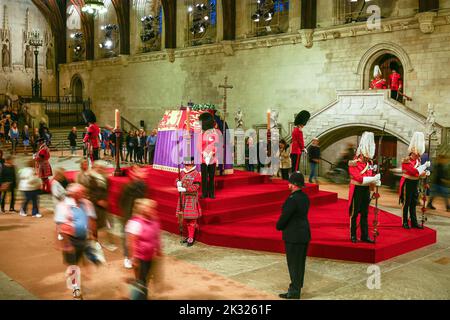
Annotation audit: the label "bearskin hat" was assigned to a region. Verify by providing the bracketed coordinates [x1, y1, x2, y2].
[294, 110, 311, 126]
[199, 112, 215, 131]
[82, 109, 97, 124]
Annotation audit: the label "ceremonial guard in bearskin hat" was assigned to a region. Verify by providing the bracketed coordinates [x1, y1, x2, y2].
[82, 110, 101, 161]
[348, 132, 381, 243]
[291, 111, 310, 173]
[176, 157, 202, 247]
[199, 112, 219, 199]
[34, 137, 53, 193]
[399, 132, 431, 229]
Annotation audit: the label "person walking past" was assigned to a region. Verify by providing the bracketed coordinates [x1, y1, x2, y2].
[54, 183, 101, 300]
[18, 160, 42, 217]
[125, 198, 162, 300]
[307, 138, 321, 184]
[22, 125, 31, 154]
[68, 127, 78, 156]
[34, 138, 53, 193]
[0, 155, 17, 213]
[9, 122, 19, 155]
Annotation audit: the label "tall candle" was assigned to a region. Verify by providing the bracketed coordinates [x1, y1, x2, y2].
[186, 107, 191, 132]
[267, 109, 271, 131]
[115, 109, 120, 129]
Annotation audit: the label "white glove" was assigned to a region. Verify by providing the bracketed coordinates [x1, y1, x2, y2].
[424, 161, 431, 168]
[178, 187, 187, 193]
[370, 164, 378, 172]
[375, 180, 382, 187]
[177, 180, 182, 188]
[362, 174, 381, 185]
[205, 157, 211, 166]
[417, 164, 427, 175]
[303, 148, 308, 154]
[57, 234, 64, 241]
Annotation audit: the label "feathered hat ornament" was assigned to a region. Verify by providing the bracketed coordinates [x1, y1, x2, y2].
[356, 132, 376, 159]
[373, 65, 382, 78]
[408, 132, 425, 156]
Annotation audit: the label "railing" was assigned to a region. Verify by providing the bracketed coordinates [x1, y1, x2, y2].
[120, 116, 141, 134]
[45, 100, 90, 128]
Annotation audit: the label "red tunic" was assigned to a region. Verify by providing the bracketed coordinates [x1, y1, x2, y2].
[176, 168, 202, 219]
[83, 123, 100, 149]
[399, 157, 421, 196]
[35, 145, 52, 178]
[202, 129, 219, 165]
[291, 127, 304, 155]
[389, 72, 402, 91]
[347, 157, 375, 211]
[370, 78, 387, 89]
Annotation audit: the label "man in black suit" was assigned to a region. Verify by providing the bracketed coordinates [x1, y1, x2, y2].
[276, 172, 311, 299]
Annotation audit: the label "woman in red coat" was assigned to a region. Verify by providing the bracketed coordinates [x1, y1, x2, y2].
[34, 138, 53, 193]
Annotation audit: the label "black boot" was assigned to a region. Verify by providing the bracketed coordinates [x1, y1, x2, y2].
[402, 223, 410, 229]
[279, 290, 301, 299]
[411, 223, 424, 229]
[351, 235, 357, 243]
[427, 202, 436, 210]
[361, 237, 375, 244]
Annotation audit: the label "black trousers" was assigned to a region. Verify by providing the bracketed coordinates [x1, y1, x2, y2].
[349, 185, 370, 239]
[290, 154, 301, 173]
[400, 179, 419, 226]
[201, 163, 216, 198]
[285, 242, 309, 296]
[281, 168, 290, 180]
[148, 145, 156, 164]
[92, 148, 99, 161]
[1, 188, 15, 211]
[126, 147, 133, 162]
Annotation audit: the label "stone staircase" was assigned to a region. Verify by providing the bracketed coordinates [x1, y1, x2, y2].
[0, 127, 85, 155]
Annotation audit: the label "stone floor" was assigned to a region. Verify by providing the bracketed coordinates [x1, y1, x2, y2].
[0, 154, 449, 300]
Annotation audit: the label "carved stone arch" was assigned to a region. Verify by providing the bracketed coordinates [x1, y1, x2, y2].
[356, 42, 414, 90]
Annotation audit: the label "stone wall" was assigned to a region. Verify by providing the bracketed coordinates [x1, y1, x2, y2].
[0, 0, 56, 97]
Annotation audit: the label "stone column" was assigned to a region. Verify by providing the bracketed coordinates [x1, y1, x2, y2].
[235, 128, 245, 166]
[176, 1, 188, 48]
[236, 0, 250, 39]
[289, 0, 301, 33]
[216, 0, 224, 42]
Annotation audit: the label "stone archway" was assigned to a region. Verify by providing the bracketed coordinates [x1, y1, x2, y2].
[70, 74, 83, 102]
[356, 42, 414, 90]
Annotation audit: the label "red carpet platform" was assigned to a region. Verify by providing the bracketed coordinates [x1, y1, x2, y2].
[66, 168, 437, 263]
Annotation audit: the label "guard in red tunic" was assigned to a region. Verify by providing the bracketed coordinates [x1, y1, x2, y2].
[82, 110, 100, 161]
[399, 132, 430, 229]
[389, 63, 403, 101]
[176, 157, 202, 247]
[348, 132, 381, 244]
[370, 65, 387, 90]
[291, 111, 310, 173]
[199, 112, 219, 199]
[34, 137, 53, 193]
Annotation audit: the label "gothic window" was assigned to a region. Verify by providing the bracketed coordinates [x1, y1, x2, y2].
[67, 4, 85, 62]
[97, 0, 120, 59]
[135, 0, 163, 53]
[186, 0, 217, 46]
[250, 0, 289, 36]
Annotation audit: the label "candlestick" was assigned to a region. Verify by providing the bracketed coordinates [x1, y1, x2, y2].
[186, 107, 191, 132]
[267, 109, 271, 131]
[115, 109, 120, 129]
